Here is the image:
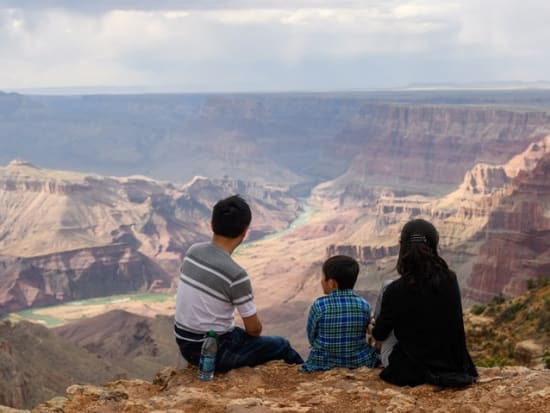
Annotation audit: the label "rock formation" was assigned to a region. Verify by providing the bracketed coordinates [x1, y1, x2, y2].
[0, 319, 130, 409]
[2, 92, 550, 188]
[29, 363, 550, 413]
[327, 105, 550, 199]
[1, 91, 550, 412]
[53, 310, 179, 380]
[465, 281, 550, 367]
[464, 150, 550, 301]
[0, 161, 301, 313]
[312, 135, 550, 304]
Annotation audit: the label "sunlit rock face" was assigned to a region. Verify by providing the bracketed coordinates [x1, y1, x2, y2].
[464, 152, 550, 302]
[302, 135, 550, 309]
[0, 161, 301, 313]
[316, 105, 550, 204]
[2, 92, 550, 325]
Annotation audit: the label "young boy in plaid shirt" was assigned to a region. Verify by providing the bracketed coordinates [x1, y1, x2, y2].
[301, 255, 379, 372]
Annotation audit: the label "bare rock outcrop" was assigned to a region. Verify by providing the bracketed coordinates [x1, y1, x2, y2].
[464, 151, 550, 301]
[312, 135, 550, 306]
[464, 282, 550, 367]
[331, 105, 550, 198]
[0, 320, 131, 410]
[0, 162, 301, 312]
[326, 244, 399, 262]
[0, 245, 171, 313]
[32, 363, 550, 413]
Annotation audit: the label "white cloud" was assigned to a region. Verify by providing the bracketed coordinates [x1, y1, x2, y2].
[0, 1, 548, 91]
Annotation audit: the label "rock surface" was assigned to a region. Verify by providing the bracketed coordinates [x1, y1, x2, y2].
[0, 163, 301, 313]
[464, 282, 550, 368]
[0, 320, 131, 409]
[31, 362, 550, 413]
[465, 149, 550, 301]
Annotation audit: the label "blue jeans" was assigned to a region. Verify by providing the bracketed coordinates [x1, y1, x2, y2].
[176, 327, 303, 372]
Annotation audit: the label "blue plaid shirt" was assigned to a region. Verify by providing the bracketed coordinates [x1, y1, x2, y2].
[301, 289, 378, 372]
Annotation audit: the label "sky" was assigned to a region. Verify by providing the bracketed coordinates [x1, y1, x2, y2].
[0, 0, 549, 93]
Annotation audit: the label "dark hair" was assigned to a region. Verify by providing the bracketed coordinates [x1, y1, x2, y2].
[396, 219, 455, 288]
[322, 255, 359, 290]
[211, 195, 252, 238]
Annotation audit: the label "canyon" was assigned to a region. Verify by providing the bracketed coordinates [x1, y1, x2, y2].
[1, 90, 550, 409]
[2, 90, 550, 329]
[0, 160, 300, 314]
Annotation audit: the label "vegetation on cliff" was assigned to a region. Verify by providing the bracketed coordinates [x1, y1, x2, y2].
[466, 276, 550, 368]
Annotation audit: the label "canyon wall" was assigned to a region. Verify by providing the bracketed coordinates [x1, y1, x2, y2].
[464, 152, 550, 301]
[0, 245, 170, 313]
[0, 319, 130, 409]
[2, 91, 550, 313]
[317, 105, 550, 204]
[2, 91, 550, 189]
[0, 161, 301, 313]
[317, 135, 550, 304]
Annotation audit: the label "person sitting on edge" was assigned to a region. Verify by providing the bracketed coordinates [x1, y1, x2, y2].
[174, 194, 303, 372]
[301, 255, 379, 372]
[372, 218, 478, 387]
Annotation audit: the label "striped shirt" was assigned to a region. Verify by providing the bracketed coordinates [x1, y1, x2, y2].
[174, 242, 256, 337]
[301, 289, 379, 371]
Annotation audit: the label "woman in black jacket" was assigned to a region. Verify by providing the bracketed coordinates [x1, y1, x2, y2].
[372, 219, 478, 387]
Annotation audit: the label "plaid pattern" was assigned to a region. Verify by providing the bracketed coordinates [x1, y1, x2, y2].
[301, 289, 379, 372]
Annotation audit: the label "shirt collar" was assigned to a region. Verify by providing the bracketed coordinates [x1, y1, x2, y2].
[328, 289, 355, 297]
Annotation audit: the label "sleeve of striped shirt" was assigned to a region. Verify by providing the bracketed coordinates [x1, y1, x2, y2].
[230, 270, 256, 318]
[229, 271, 254, 305]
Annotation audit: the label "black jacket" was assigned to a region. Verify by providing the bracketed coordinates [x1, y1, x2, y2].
[373, 274, 478, 386]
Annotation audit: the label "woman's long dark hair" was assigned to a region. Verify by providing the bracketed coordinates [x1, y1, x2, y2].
[396, 219, 456, 288]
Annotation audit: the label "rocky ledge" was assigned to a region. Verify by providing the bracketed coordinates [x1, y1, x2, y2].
[27, 362, 550, 413]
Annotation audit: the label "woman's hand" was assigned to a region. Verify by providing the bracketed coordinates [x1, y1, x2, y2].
[367, 319, 375, 335]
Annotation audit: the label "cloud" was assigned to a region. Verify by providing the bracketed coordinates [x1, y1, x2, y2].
[0, 1, 548, 91]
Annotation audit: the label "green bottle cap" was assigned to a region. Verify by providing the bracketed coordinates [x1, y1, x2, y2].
[207, 330, 217, 337]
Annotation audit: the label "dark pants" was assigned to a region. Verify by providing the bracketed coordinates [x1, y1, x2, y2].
[176, 326, 303, 372]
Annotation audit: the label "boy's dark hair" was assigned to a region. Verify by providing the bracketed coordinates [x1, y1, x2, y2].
[322, 255, 359, 290]
[212, 195, 252, 238]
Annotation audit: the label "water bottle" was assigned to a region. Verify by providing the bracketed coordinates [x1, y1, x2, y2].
[198, 330, 218, 381]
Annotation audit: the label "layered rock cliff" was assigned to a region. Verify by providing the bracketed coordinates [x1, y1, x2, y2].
[0, 320, 130, 409]
[326, 105, 550, 199]
[464, 151, 550, 301]
[0, 161, 301, 313]
[0, 246, 170, 313]
[314, 135, 550, 305]
[3, 92, 550, 189]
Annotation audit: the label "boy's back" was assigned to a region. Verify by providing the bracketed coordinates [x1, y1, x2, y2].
[301, 256, 378, 372]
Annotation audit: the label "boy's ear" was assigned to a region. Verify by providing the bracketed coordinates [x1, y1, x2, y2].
[328, 278, 338, 290]
[238, 226, 249, 241]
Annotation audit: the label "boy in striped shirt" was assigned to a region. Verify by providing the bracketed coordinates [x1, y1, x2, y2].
[174, 195, 303, 372]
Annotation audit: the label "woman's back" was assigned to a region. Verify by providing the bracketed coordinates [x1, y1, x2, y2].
[378, 276, 469, 370]
[372, 219, 477, 386]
